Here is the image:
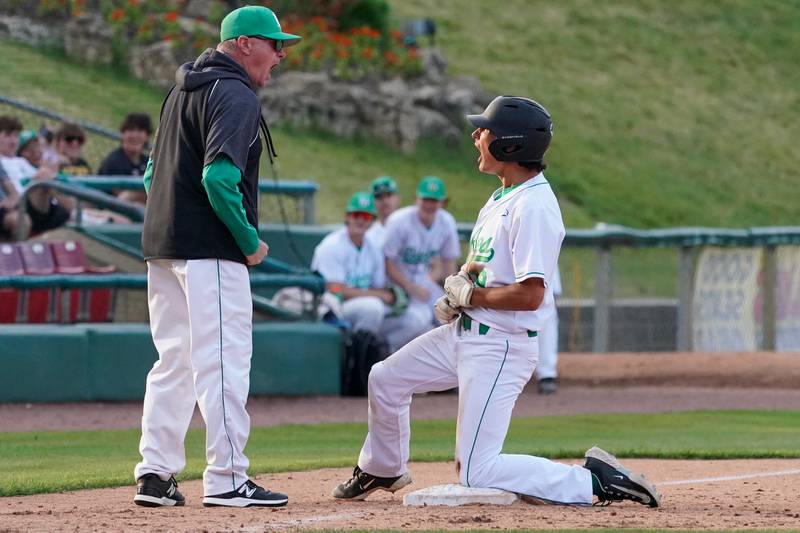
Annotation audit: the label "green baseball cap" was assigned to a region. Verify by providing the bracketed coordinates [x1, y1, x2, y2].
[220, 6, 301, 46]
[346, 191, 377, 216]
[17, 130, 38, 154]
[416, 176, 447, 200]
[371, 176, 398, 196]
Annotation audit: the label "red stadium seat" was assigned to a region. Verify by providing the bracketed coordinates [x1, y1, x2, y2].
[16, 241, 57, 323]
[0, 243, 24, 323]
[50, 240, 116, 322]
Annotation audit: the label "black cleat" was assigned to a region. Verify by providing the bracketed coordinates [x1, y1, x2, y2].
[332, 466, 412, 500]
[537, 378, 557, 395]
[203, 480, 288, 508]
[134, 474, 185, 507]
[585, 446, 661, 508]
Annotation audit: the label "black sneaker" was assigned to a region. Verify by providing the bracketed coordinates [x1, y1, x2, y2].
[537, 378, 557, 395]
[332, 466, 412, 500]
[584, 446, 661, 508]
[202, 480, 288, 508]
[133, 474, 185, 507]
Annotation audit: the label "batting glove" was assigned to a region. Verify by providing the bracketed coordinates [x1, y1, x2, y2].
[434, 295, 461, 325]
[444, 271, 474, 308]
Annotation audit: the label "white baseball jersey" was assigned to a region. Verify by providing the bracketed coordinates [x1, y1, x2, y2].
[311, 227, 386, 290]
[465, 173, 565, 333]
[0, 156, 38, 192]
[365, 220, 387, 249]
[383, 206, 460, 285]
[355, 174, 591, 505]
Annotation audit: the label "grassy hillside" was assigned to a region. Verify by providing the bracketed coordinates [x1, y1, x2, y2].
[390, 0, 800, 227]
[1, 0, 798, 230]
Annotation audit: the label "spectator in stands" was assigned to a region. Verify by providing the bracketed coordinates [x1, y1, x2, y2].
[0, 116, 68, 236]
[98, 113, 152, 204]
[55, 123, 92, 176]
[0, 163, 30, 240]
[365, 175, 400, 248]
[17, 130, 72, 232]
[38, 122, 61, 167]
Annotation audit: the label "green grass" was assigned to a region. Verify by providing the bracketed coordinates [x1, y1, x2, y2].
[3, 0, 800, 229]
[391, 0, 800, 228]
[1, 410, 798, 496]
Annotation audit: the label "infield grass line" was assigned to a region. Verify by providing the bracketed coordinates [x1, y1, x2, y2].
[1, 410, 798, 496]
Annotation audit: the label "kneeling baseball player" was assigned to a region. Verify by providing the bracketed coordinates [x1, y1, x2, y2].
[331, 96, 661, 508]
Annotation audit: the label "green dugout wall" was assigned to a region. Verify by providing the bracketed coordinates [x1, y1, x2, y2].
[0, 322, 342, 402]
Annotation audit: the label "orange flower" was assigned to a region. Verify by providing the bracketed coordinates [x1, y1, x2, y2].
[311, 48, 323, 60]
[361, 47, 375, 59]
[383, 50, 398, 65]
[330, 33, 352, 47]
[110, 8, 125, 21]
[164, 11, 178, 23]
[336, 48, 348, 59]
[128, 0, 139, 5]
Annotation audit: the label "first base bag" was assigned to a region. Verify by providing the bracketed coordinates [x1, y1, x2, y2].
[341, 330, 389, 396]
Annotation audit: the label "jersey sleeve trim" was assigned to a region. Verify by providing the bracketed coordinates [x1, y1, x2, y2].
[515, 270, 545, 281]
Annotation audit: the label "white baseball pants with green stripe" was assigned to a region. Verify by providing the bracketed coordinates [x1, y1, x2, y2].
[135, 259, 252, 496]
[357, 320, 592, 504]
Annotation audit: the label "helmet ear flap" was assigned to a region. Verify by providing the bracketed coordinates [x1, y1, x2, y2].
[488, 136, 525, 162]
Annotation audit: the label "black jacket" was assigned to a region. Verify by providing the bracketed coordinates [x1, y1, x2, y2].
[142, 49, 263, 264]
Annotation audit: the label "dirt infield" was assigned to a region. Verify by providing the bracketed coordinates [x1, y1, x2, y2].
[3, 459, 800, 531]
[1, 352, 799, 531]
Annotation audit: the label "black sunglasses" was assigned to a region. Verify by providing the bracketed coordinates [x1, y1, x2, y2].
[248, 36, 284, 52]
[64, 135, 85, 145]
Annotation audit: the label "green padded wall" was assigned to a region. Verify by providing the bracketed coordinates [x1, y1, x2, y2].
[250, 322, 343, 395]
[0, 326, 90, 402]
[85, 324, 158, 401]
[0, 322, 342, 402]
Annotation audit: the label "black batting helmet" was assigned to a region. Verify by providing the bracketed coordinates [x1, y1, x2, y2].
[466, 96, 553, 163]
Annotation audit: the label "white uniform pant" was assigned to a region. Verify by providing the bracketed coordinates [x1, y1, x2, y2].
[343, 296, 385, 334]
[135, 259, 252, 496]
[358, 320, 592, 504]
[381, 301, 433, 353]
[536, 310, 559, 380]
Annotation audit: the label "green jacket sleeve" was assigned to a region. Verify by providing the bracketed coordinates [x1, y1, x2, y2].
[142, 157, 153, 195]
[201, 155, 260, 256]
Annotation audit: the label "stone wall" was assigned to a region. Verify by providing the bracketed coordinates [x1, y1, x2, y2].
[262, 66, 490, 153]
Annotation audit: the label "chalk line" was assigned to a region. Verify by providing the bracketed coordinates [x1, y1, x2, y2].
[659, 468, 800, 486]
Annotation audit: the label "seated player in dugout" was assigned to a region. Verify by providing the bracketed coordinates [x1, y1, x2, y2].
[310, 192, 427, 352]
[331, 96, 661, 509]
[383, 176, 461, 328]
[365, 175, 400, 248]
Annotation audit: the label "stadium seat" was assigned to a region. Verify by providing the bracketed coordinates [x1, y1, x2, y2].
[50, 240, 116, 322]
[0, 243, 24, 323]
[16, 241, 58, 323]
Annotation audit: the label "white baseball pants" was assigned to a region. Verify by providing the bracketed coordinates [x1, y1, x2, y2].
[342, 296, 386, 333]
[135, 258, 253, 496]
[357, 320, 592, 504]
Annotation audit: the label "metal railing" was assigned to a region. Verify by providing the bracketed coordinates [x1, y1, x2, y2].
[456, 223, 800, 353]
[0, 273, 325, 323]
[66, 176, 319, 224]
